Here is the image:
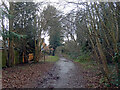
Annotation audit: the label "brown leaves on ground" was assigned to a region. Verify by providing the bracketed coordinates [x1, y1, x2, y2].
[2, 62, 54, 88]
[74, 62, 105, 88]
[2, 58, 105, 88]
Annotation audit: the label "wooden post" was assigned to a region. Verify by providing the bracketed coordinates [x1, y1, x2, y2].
[23, 52, 24, 63]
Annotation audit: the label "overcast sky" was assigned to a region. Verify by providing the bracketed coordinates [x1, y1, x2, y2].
[0, 0, 78, 45]
[1, 0, 119, 44]
[38, 0, 78, 45]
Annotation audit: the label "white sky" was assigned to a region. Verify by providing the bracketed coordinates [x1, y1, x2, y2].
[2, 0, 118, 44]
[38, 0, 78, 45]
[0, 0, 78, 45]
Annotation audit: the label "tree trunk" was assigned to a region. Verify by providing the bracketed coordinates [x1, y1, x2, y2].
[87, 3, 110, 83]
[116, 2, 120, 87]
[2, 15, 8, 67]
[8, 2, 15, 67]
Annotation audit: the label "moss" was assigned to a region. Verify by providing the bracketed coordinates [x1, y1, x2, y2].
[2, 50, 20, 67]
[0, 51, 2, 68]
[2, 51, 6, 67]
[14, 50, 19, 64]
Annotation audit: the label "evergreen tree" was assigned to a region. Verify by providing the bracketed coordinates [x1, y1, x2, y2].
[43, 5, 63, 56]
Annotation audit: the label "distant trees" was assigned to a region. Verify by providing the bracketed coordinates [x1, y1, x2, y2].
[42, 5, 63, 56]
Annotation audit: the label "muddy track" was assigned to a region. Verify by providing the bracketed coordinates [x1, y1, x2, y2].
[37, 57, 86, 88]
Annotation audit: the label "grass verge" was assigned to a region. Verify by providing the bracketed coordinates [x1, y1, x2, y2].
[46, 56, 59, 62]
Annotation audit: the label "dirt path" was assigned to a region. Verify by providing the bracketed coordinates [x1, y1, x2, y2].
[3, 56, 102, 88]
[37, 57, 86, 88]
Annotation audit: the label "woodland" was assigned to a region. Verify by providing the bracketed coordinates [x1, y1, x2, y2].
[0, 1, 120, 88]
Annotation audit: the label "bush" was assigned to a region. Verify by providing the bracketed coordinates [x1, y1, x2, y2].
[75, 54, 90, 63]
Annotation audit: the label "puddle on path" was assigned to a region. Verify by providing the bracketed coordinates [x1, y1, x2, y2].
[38, 57, 85, 88]
[54, 57, 75, 88]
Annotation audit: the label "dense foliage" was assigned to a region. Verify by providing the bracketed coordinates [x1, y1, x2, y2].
[42, 5, 63, 56]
